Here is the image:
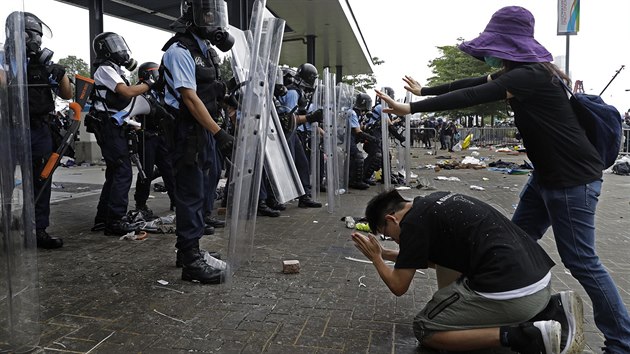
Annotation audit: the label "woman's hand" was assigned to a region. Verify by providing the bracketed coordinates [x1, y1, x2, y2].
[351, 232, 383, 262]
[403, 75, 422, 96]
[375, 90, 411, 116]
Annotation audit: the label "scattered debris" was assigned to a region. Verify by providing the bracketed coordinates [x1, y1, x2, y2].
[358, 275, 367, 288]
[435, 176, 461, 182]
[469, 185, 485, 191]
[157, 280, 169, 285]
[119, 231, 148, 241]
[153, 309, 186, 324]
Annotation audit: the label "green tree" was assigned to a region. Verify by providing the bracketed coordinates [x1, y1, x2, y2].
[342, 57, 384, 92]
[219, 55, 235, 85]
[426, 39, 510, 126]
[57, 55, 90, 78]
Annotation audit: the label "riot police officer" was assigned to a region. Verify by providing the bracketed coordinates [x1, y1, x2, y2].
[277, 63, 323, 208]
[161, 0, 235, 284]
[88, 31, 151, 236]
[348, 92, 377, 190]
[22, 12, 72, 248]
[132, 62, 176, 217]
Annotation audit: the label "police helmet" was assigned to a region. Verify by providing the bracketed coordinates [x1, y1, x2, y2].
[295, 63, 318, 90]
[93, 32, 137, 70]
[354, 92, 372, 112]
[138, 62, 159, 82]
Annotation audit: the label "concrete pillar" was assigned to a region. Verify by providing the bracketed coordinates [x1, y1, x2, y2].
[88, 0, 103, 75]
[306, 35, 316, 65]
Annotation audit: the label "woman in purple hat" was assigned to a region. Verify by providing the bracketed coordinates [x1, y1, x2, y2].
[377, 5, 630, 354]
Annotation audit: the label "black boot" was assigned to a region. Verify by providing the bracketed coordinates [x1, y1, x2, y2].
[266, 197, 286, 211]
[298, 195, 322, 208]
[176, 249, 221, 268]
[180, 248, 225, 284]
[135, 204, 156, 220]
[36, 229, 63, 249]
[204, 214, 226, 228]
[349, 158, 370, 190]
[258, 201, 281, 217]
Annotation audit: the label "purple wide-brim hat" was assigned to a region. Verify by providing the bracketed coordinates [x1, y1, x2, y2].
[458, 6, 553, 63]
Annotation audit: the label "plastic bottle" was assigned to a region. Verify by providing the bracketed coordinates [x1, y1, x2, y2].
[345, 216, 355, 229]
[204, 253, 227, 270]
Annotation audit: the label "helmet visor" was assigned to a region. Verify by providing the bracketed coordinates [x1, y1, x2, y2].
[24, 13, 52, 38]
[103, 34, 132, 55]
[192, 0, 228, 29]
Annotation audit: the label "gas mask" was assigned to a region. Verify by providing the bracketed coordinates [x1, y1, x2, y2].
[192, 26, 234, 52]
[25, 29, 53, 65]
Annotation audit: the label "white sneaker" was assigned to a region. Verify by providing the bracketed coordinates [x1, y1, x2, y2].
[532, 320, 561, 354]
[557, 291, 585, 354]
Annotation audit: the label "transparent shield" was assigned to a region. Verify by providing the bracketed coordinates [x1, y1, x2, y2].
[380, 87, 391, 190]
[404, 91, 412, 185]
[321, 69, 336, 212]
[309, 80, 322, 201]
[229, 24, 301, 205]
[335, 83, 352, 195]
[226, 0, 286, 278]
[1, 6, 41, 353]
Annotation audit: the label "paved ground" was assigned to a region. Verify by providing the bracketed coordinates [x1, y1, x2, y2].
[22, 145, 630, 353]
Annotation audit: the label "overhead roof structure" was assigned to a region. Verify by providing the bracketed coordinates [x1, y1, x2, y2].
[54, 0, 374, 76]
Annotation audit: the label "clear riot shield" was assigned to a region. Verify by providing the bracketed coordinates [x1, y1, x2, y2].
[380, 87, 391, 190]
[230, 25, 301, 205]
[1, 6, 41, 352]
[395, 91, 413, 186]
[226, 0, 286, 276]
[321, 69, 336, 212]
[404, 92, 412, 185]
[335, 83, 353, 195]
[309, 80, 322, 202]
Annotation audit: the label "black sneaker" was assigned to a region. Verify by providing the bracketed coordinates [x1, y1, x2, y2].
[298, 196, 322, 208]
[258, 201, 281, 217]
[533, 291, 584, 354]
[36, 229, 63, 249]
[180, 248, 224, 284]
[511, 321, 561, 354]
[175, 249, 221, 268]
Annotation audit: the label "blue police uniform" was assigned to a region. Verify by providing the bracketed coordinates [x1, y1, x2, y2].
[91, 62, 134, 234]
[162, 32, 224, 251]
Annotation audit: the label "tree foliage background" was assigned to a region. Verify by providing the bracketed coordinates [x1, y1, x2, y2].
[426, 39, 511, 126]
[342, 57, 383, 93]
[57, 55, 90, 79]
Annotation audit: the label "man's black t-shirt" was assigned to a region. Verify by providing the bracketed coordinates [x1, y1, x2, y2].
[395, 192, 555, 293]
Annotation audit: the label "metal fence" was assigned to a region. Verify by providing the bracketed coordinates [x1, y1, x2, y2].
[409, 127, 520, 149]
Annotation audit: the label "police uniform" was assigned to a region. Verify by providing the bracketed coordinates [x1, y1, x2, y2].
[162, 32, 224, 254]
[91, 62, 134, 234]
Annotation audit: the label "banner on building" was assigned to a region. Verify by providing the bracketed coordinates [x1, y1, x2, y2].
[557, 0, 580, 35]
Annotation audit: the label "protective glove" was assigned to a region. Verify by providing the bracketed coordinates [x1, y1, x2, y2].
[142, 78, 156, 90]
[305, 108, 323, 124]
[213, 129, 235, 159]
[46, 64, 66, 84]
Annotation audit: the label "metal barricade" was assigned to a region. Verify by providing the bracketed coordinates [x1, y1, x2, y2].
[409, 127, 438, 155]
[459, 127, 520, 147]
